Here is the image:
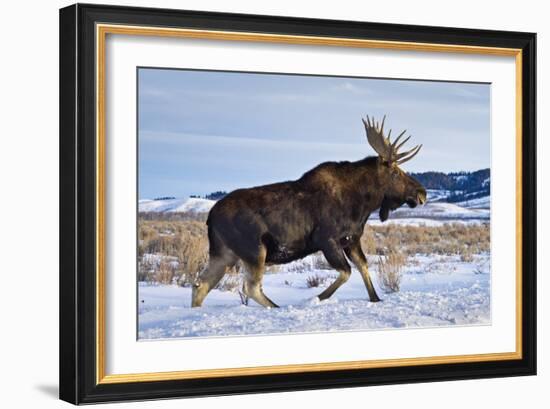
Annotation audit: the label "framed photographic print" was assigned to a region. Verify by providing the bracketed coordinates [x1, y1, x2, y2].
[59, 3, 536, 405]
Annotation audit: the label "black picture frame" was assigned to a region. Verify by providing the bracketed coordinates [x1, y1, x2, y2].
[59, 3, 536, 405]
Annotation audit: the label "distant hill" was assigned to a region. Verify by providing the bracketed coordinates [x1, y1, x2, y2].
[139, 169, 490, 215]
[139, 197, 215, 213]
[204, 191, 228, 201]
[410, 169, 489, 204]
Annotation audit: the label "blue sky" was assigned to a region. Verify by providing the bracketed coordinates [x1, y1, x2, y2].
[138, 68, 490, 199]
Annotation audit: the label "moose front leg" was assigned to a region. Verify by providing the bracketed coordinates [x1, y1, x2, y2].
[344, 241, 381, 302]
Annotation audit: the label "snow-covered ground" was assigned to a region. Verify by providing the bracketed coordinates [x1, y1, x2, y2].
[139, 194, 489, 224]
[138, 253, 490, 340]
[456, 195, 491, 209]
[139, 197, 215, 213]
[425, 189, 453, 202]
[368, 218, 487, 227]
[388, 202, 489, 220]
[138, 191, 492, 340]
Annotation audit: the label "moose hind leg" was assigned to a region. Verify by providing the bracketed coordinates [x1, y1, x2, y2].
[242, 276, 279, 308]
[191, 255, 235, 307]
[344, 242, 381, 302]
[242, 246, 279, 308]
[317, 239, 351, 301]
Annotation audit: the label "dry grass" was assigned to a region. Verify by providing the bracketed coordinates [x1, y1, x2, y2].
[155, 261, 178, 285]
[139, 219, 208, 285]
[215, 273, 242, 292]
[377, 250, 407, 293]
[305, 274, 330, 288]
[312, 254, 333, 270]
[368, 223, 490, 257]
[138, 215, 489, 285]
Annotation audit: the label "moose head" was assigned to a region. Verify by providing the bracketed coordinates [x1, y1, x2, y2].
[362, 115, 427, 222]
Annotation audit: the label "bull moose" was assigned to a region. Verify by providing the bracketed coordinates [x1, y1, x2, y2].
[192, 115, 427, 308]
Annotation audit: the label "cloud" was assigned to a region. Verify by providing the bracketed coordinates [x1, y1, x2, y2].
[139, 87, 170, 99]
[140, 130, 365, 152]
[333, 81, 372, 95]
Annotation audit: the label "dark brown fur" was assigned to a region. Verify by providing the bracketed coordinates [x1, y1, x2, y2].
[192, 156, 426, 308]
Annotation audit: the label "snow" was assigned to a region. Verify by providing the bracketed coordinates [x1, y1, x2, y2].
[457, 196, 491, 209]
[378, 202, 489, 221]
[138, 253, 490, 340]
[368, 218, 487, 227]
[138, 193, 491, 223]
[426, 189, 453, 202]
[137, 191, 492, 340]
[139, 197, 215, 213]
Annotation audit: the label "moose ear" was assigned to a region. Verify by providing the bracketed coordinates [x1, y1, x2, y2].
[379, 205, 390, 222]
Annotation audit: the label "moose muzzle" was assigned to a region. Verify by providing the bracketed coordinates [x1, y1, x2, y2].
[405, 188, 427, 208]
[417, 188, 427, 205]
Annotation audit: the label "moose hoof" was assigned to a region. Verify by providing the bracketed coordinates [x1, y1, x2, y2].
[191, 284, 208, 308]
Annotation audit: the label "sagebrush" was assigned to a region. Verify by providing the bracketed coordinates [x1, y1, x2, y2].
[138, 215, 489, 285]
[377, 250, 407, 293]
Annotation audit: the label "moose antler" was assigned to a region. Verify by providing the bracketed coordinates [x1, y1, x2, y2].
[362, 115, 422, 165]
